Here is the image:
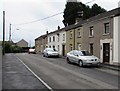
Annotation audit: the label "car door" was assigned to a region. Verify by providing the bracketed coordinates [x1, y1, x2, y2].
[73, 51, 79, 63]
[68, 51, 75, 62]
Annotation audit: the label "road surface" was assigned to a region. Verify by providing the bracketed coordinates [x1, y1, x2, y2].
[3, 53, 120, 90]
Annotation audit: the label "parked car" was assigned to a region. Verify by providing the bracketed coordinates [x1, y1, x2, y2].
[43, 48, 59, 57]
[28, 49, 36, 54]
[66, 50, 100, 67]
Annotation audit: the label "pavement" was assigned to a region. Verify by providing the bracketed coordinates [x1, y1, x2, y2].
[60, 55, 120, 71]
[100, 63, 120, 71]
[0, 46, 2, 91]
[2, 53, 50, 90]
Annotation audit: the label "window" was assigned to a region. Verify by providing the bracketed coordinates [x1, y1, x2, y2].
[78, 43, 81, 50]
[49, 37, 51, 42]
[70, 44, 73, 51]
[70, 31, 72, 39]
[89, 43, 93, 55]
[78, 29, 81, 38]
[89, 26, 93, 37]
[53, 36, 55, 42]
[63, 34, 65, 41]
[104, 23, 110, 34]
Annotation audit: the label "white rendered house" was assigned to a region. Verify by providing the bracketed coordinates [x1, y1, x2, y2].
[47, 28, 66, 56]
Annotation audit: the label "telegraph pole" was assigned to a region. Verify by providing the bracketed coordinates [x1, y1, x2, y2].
[3, 11, 5, 55]
[9, 24, 12, 42]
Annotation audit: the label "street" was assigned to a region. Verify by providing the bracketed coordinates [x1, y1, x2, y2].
[3, 53, 119, 90]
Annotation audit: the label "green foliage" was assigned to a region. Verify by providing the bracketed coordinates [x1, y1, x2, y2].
[63, 2, 107, 26]
[5, 41, 23, 53]
[11, 46, 23, 53]
[5, 41, 12, 53]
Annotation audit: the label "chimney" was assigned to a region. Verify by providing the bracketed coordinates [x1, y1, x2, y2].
[58, 26, 60, 30]
[46, 31, 48, 35]
[75, 11, 83, 24]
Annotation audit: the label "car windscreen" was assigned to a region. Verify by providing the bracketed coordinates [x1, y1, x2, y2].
[81, 51, 91, 56]
[47, 49, 57, 52]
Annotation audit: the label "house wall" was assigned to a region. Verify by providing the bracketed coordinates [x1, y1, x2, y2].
[113, 16, 120, 65]
[59, 31, 66, 55]
[17, 40, 28, 47]
[35, 39, 41, 53]
[47, 30, 66, 55]
[66, 29, 75, 54]
[82, 17, 113, 64]
[75, 27, 83, 50]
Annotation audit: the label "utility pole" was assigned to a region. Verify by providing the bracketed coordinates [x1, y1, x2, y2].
[9, 24, 12, 42]
[2, 11, 5, 55]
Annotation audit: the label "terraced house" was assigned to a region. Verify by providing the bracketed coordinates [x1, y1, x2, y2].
[65, 7, 120, 65]
[35, 7, 120, 65]
[47, 27, 66, 56]
[35, 34, 47, 53]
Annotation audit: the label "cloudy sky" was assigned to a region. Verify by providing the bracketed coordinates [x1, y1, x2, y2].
[0, 0, 120, 46]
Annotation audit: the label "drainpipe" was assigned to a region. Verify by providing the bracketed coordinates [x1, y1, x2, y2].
[73, 28, 75, 50]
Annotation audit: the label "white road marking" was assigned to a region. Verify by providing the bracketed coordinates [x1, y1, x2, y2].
[16, 56, 53, 91]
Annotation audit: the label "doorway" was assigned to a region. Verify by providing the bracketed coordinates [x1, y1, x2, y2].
[62, 45, 65, 56]
[103, 43, 110, 63]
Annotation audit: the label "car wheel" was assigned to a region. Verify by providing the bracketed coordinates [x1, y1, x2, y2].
[43, 54, 45, 57]
[67, 57, 71, 64]
[78, 60, 83, 67]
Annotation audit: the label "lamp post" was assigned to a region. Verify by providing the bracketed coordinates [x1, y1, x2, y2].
[9, 24, 12, 42]
[2, 11, 5, 55]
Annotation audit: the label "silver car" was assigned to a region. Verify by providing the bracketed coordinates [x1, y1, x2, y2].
[43, 48, 59, 57]
[66, 50, 100, 67]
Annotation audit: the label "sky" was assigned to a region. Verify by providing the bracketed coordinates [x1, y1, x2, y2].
[0, 0, 120, 47]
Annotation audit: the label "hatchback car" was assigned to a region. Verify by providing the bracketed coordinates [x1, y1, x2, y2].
[28, 49, 36, 54]
[43, 48, 59, 57]
[66, 50, 100, 67]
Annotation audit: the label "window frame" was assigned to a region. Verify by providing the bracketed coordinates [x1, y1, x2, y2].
[104, 22, 110, 35]
[89, 26, 94, 37]
[77, 29, 81, 38]
[70, 31, 72, 39]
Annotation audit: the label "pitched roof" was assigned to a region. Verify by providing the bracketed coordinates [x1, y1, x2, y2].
[17, 39, 28, 44]
[65, 7, 120, 31]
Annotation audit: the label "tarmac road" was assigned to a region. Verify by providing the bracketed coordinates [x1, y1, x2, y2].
[14, 53, 119, 90]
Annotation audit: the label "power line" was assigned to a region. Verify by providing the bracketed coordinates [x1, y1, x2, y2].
[15, 12, 63, 25]
[14, 0, 96, 26]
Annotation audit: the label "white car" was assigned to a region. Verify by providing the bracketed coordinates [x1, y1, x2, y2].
[43, 48, 59, 57]
[66, 50, 100, 67]
[28, 49, 36, 54]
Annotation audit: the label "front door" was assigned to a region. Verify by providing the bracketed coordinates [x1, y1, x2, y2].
[62, 45, 65, 56]
[103, 43, 110, 63]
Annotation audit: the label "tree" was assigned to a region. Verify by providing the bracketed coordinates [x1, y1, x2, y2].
[91, 4, 106, 16]
[63, 2, 106, 26]
[4, 41, 23, 53]
[5, 41, 12, 53]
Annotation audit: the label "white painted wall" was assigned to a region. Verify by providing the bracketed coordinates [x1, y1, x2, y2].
[59, 31, 66, 55]
[47, 31, 66, 55]
[118, 15, 120, 64]
[113, 17, 118, 64]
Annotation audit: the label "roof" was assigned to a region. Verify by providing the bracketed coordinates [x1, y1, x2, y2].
[35, 7, 120, 39]
[65, 7, 120, 31]
[17, 39, 28, 44]
[35, 34, 47, 40]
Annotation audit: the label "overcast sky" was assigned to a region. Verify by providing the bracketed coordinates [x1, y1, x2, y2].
[0, 0, 120, 47]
